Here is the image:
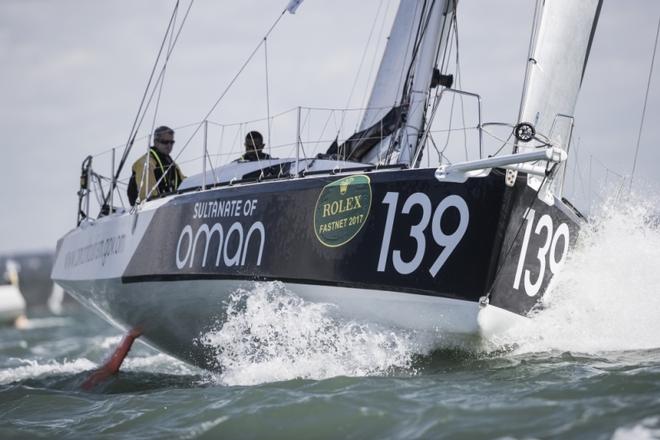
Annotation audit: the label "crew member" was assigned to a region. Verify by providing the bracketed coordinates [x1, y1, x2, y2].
[127, 126, 185, 206]
[237, 131, 272, 161]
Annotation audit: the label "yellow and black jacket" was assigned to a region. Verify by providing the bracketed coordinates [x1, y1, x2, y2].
[127, 148, 185, 206]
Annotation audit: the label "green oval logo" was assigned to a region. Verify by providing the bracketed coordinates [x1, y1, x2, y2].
[313, 175, 372, 248]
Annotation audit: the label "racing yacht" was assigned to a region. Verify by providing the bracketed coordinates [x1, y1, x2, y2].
[52, 0, 601, 370]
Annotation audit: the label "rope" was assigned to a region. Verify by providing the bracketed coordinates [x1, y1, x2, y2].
[630, 15, 660, 192]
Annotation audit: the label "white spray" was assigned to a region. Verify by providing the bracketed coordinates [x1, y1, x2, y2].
[200, 282, 426, 386]
[492, 192, 660, 354]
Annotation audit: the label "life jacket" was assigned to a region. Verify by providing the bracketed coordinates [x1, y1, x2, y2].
[127, 148, 184, 206]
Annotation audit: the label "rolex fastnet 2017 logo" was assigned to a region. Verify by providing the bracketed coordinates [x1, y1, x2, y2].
[313, 175, 372, 247]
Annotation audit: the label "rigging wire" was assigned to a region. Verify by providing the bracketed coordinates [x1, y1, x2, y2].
[345, 0, 385, 112]
[416, 4, 460, 166]
[358, 0, 394, 122]
[399, 0, 432, 102]
[516, 0, 543, 133]
[149, 2, 180, 140]
[573, 138, 589, 202]
[451, 12, 469, 161]
[370, 0, 426, 165]
[264, 37, 272, 159]
[485, 129, 515, 158]
[384, 0, 435, 163]
[629, 15, 660, 192]
[136, 1, 196, 206]
[424, 9, 467, 163]
[138, 2, 186, 207]
[412, 0, 463, 167]
[135, 1, 195, 138]
[141, 7, 292, 204]
[113, 2, 180, 181]
[105, 0, 194, 208]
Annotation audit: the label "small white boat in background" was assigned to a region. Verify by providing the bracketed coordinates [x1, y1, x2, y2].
[0, 261, 27, 326]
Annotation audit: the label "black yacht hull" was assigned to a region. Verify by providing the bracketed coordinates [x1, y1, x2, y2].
[52, 168, 580, 369]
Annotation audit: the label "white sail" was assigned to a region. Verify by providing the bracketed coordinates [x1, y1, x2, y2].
[519, 0, 603, 152]
[359, 0, 457, 166]
[359, 0, 422, 131]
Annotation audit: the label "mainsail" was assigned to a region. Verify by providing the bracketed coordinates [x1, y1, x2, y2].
[518, 0, 603, 153]
[356, 0, 457, 166]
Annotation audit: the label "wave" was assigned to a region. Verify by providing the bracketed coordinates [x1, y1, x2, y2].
[198, 192, 660, 385]
[0, 358, 97, 385]
[490, 192, 660, 355]
[199, 282, 427, 386]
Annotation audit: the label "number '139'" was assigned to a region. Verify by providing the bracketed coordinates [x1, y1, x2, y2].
[377, 192, 469, 276]
[513, 208, 570, 297]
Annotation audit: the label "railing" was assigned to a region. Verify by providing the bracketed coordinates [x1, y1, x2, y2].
[76, 105, 393, 223]
[77, 94, 565, 224]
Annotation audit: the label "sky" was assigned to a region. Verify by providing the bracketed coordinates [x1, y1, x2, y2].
[1, 0, 659, 253]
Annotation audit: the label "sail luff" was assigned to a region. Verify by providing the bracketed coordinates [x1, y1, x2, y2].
[517, 0, 603, 196]
[357, 0, 456, 166]
[398, 0, 454, 165]
[359, 0, 422, 132]
[518, 0, 603, 151]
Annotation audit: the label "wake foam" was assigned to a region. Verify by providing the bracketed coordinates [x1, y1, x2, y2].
[199, 193, 660, 384]
[200, 282, 425, 386]
[0, 359, 97, 385]
[491, 193, 660, 354]
[123, 353, 198, 376]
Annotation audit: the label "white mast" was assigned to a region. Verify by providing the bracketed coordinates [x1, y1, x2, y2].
[359, 0, 456, 166]
[398, 0, 454, 165]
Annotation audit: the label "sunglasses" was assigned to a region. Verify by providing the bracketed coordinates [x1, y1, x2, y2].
[157, 140, 175, 145]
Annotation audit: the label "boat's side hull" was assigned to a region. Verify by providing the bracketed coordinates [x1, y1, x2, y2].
[488, 180, 581, 314]
[52, 168, 579, 370]
[59, 277, 502, 370]
[122, 168, 506, 302]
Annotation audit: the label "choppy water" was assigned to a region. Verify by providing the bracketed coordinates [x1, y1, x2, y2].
[2, 196, 660, 439]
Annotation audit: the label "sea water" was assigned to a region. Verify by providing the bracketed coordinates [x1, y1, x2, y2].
[1, 194, 660, 439]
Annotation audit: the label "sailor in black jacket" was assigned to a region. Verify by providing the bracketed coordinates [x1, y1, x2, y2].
[238, 131, 272, 162]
